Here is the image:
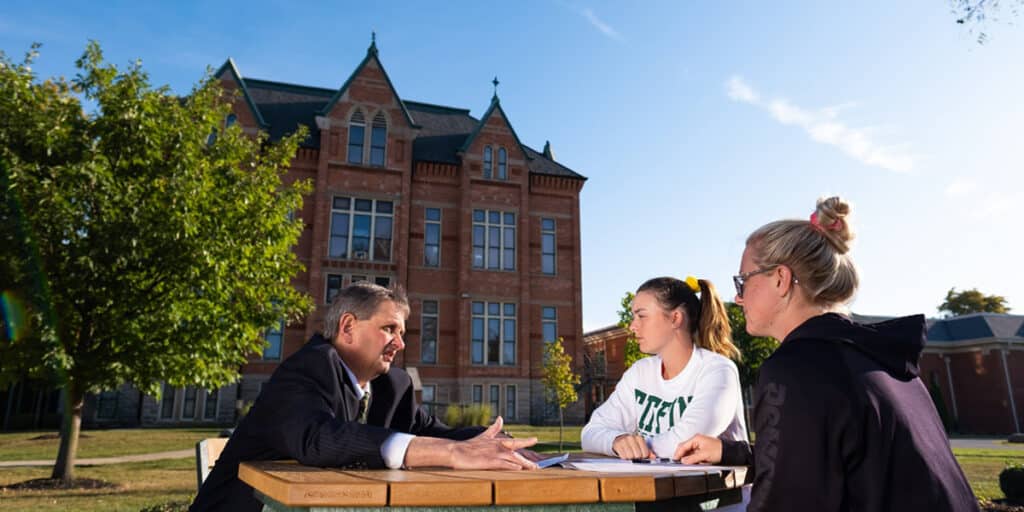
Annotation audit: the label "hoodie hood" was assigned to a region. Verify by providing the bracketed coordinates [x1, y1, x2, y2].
[784, 313, 927, 379]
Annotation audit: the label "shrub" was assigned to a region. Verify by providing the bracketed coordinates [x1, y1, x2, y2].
[1000, 462, 1024, 504]
[444, 404, 463, 427]
[443, 403, 493, 428]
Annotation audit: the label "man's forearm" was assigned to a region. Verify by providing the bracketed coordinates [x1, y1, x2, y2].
[402, 436, 455, 468]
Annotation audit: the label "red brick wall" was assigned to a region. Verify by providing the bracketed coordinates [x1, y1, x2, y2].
[944, 350, 1017, 434]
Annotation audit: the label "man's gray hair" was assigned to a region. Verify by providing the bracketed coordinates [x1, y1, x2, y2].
[323, 282, 410, 340]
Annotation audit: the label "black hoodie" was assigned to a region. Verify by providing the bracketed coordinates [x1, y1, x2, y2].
[720, 313, 978, 511]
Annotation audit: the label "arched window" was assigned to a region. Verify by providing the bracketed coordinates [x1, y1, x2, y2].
[348, 109, 366, 164]
[483, 146, 493, 179]
[225, 114, 237, 128]
[497, 148, 507, 180]
[370, 112, 387, 166]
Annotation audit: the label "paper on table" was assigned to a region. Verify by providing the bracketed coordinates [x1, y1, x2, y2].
[561, 458, 734, 473]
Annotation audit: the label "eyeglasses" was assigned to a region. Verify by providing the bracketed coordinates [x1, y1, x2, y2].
[732, 266, 778, 299]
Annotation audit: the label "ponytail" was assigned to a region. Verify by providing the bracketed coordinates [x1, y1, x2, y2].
[696, 279, 741, 361]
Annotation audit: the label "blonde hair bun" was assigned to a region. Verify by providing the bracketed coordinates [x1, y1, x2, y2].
[814, 196, 854, 254]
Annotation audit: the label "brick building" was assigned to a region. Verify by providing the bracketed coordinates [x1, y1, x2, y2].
[581, 313, 1024, 435]
[2, 38, 589, 430]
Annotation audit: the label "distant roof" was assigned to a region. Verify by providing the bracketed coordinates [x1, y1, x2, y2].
[926, 313, 1024, 342]
[216, 59, 586, 180]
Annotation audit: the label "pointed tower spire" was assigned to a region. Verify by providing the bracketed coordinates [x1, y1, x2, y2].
[368, 31, 378, 56]
[491, 76, 500, 102]
[543, 140, 555, 161]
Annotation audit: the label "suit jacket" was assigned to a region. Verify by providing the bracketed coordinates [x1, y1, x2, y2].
[190, 334, 483, 512]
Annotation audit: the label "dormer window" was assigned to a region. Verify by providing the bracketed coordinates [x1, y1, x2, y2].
[348, 110, 365, 164]
[370, 112, 387, 166]
[483, 146, 493, 179]
[497, 148, 507, 180]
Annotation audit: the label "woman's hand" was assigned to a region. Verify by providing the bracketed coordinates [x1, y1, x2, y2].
[612, 433, 652, 460]
[673, 434, 723, 464]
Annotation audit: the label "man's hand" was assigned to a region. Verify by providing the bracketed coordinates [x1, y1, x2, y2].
[612, 433, 652, 460]
[405, 416, 539, 470]
[673, 434, 723, 464]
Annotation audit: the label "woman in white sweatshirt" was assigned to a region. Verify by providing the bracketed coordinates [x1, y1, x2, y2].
[582, 276, 748, 459]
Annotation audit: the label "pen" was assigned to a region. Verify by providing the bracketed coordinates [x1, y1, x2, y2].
[631, 458, 680, 464]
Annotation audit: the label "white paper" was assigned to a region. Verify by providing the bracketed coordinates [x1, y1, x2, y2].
[561, 458, 735, 474]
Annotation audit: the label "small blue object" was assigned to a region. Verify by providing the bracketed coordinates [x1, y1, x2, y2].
[537, 453, 570, 469]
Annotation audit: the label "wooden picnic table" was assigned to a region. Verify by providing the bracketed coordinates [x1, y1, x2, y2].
[238, 455, 748, 511]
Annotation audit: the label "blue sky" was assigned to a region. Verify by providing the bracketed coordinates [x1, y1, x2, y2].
[3, 1, 1021, 331]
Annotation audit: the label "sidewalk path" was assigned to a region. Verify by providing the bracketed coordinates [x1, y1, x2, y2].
[0, 449, 193, 468]
[950, 438, 1024, 451]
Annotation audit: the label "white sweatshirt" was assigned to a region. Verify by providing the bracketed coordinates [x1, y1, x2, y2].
[581, 348, 749, 458]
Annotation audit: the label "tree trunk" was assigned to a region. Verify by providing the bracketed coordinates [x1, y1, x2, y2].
[558, 408, 564, 452]
[51, 383, 83, 482]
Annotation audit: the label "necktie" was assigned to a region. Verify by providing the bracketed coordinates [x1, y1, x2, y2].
[357, 391, 370, 424]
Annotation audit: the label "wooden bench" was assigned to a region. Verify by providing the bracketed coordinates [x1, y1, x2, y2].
[195, 437, 228, 489]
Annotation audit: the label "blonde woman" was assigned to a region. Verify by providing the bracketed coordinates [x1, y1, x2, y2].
[676, 197, 977, 512]
[581, 276, 747, 459]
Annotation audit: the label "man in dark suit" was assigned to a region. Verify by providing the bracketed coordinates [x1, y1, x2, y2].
[191, 282, 538, 511]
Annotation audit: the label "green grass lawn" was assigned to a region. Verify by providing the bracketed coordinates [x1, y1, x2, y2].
[0, 428, 221, 461]
[0, 426, 1018, 511]
[952, 448, 1024, 500]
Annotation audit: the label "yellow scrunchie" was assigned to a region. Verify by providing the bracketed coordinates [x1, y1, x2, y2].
[684, 275, 700, 293]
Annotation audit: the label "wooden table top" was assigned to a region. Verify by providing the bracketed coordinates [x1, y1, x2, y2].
[238, 458, 747, 508]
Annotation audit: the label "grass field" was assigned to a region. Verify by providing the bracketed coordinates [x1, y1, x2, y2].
[0, 428, 221, 461]
[0, 427, 1019, 511]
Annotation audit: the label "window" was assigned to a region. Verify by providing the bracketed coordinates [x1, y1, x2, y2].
[422, 384, 436, 416]
[505, 385, 516, 420]
[374, 276, 391, 287]
[472, 384, 483, 404]
[329, 196, 393, 262]
[262, 321, 284, 360]
[225, 113, 237, 128]
[472, 209, 515, 270]
[348, 110, 365, 164]
[206, 129, 217, 146]
[95, 390, 119, 420]
[421, 300, 438, 364]
[370, 112, 387, 166]
[541, 218, 556, 275]
[471, 302, 516, 365]
[497, 148, 507, 180]
[489, 385, 500, 418]
[543, 306, 558, 343]
[326, 274, 343, 303]
[160, 383, 175, 420]
[483, 146, 493, 179]
[182, 387, 198, 419]
[424, 208, 441, 267]
[203, 388, 219, 420]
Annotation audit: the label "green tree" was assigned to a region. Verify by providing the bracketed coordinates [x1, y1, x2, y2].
[725, 303, 779, 393]
[952, 0, 1023, 44]
[542, 337, 580, 451]
[616, 291, 644, 369]
[939, 287, 1011, 317]
[0, 43, 312, 483]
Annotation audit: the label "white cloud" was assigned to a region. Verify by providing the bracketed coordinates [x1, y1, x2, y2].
[581, 8, 623, 41]
[725, 75, 915, 173]
[944, 178, 977, 198]
[726, 76, 758, 103]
